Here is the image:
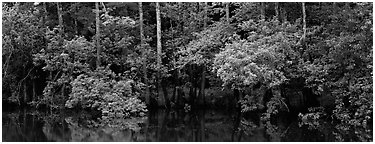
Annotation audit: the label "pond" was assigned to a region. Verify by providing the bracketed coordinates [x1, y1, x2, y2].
[2, 108, 337, 142]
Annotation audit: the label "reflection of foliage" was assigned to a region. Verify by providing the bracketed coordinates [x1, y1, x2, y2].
[64, 115, 146, 141]
[90, 117, 146, 132]
[65, 67, 147, 118]
[264, 121, 283, 142]
[238, 118, 258, 136]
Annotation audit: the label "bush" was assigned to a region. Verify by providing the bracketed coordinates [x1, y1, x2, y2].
[65, 67, 147, 118]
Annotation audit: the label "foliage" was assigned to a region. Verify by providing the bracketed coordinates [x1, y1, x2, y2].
[263, 121, 284, 141]
[261, 94, 289, 121]
[301, 3, 372, 141]
[100, 11, 138, 66]
[2, 2, 373, 141]
[298, 107, 327, 129]
[2, 3, 46, 101]
[239, 95, 264, 112]
[212, 19, 301, 90]
[178, 21, 233, 67]
[33, 31, 95, 108]
[65, 67, 147, 118]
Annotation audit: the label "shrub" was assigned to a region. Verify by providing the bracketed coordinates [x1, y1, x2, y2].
[65, 67, 147, 118]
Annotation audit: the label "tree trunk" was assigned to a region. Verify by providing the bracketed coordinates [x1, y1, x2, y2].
[62, 83, 65, 99]
[199, 110, 205, 141]
[95, 2, 101, 67]
[190, 86, 195, 105]
[43, 2, 47, 21]
[39, 3, 46, 28]
[198, 3, 208, 107]
[189, 65, 195, 105]
[275, 2, 279, 19]
[178, 2, 183, 32]
[156, 2, 163, 107]
[23, 80, 27, 104]
[197, 3, 201, 29]
[226, 2, 230, 24]
[298, 2, 307, 46]
[56, 2, 66, 99]
[199, 66, 206, 106]
[302, 2, 306, 40]
[176, 69, 181, 105]
[260, 2, 265, 20]
[139, 2, 150, 105]
[162, 80, 170, 109]
[74, 4, 78, 35]
[280, 3, 287, 22]
[194, 87, 197, 105]
[32, 80, 36, 102]
[175, 2, 183, 107]
[171, 83, 176, 105]
[43, 2, 49, 41]
[56, 2, 63, 28]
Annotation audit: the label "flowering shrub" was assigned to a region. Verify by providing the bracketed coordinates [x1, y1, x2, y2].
[65, 67, 147, 118]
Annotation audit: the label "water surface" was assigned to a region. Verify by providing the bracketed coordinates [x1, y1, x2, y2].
[2, 109, 336, 142]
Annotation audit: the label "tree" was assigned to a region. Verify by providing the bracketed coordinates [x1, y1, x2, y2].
[2, 3, 373, 141]
[280, 3, 287, 22]
[275, 2, 279, 19]
[155, 2, 169, 108]
[2, 3, 47, 105]
[260, 2, 265, 20]
[301, 2, 306, 44]
[95, 2, 101, 67]
[198, 2, 208, 106]
[226, 2, 230, 23]
[56, 2, 63, 28]
[156, 2, 162, 84]
[139, 2, 150, 105]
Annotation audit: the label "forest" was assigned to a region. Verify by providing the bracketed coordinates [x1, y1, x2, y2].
[2, 2, 373, 142]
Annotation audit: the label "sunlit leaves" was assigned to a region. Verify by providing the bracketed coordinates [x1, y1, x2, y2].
[212, 19, 300, 89]
[66, 67, 147, 118]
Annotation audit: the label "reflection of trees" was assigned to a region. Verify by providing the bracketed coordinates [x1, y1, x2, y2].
[141, 109, 246, 142]
[64, 116, 147, 141]
[264, 121, 283, 141]
[5, 110, 148, 142]
[3, 110, 49, 141]
[5, 109, 348, 142]
[41, 113, 72, 142]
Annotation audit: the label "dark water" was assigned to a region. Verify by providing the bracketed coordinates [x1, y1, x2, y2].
[2, 109, 337, 142]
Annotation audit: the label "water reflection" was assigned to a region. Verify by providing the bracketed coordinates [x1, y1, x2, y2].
[3, 109, 336, 142]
